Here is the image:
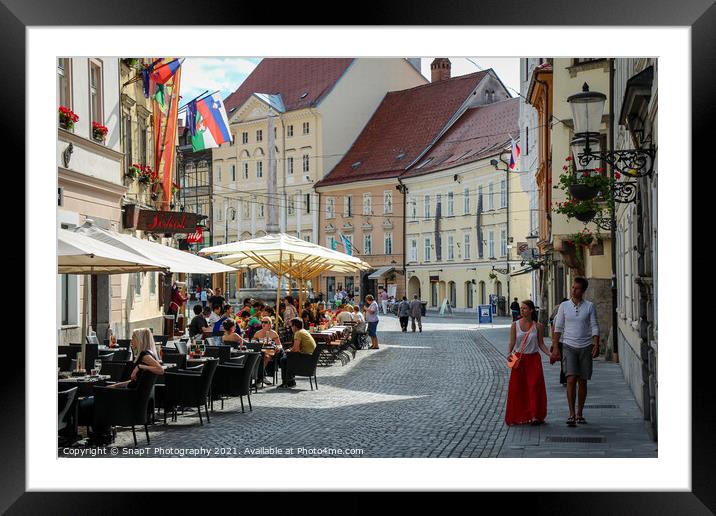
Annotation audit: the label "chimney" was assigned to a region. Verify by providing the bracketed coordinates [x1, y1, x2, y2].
[431, 58, 451, 82]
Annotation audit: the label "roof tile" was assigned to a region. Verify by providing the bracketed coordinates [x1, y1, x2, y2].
[316, 71, 489, 188]
[223, 58, 354, 114]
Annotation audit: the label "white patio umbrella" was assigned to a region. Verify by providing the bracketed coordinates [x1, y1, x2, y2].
[58, 227, 166, 274]
[72, 221, 236, 274]
[200, 233, 371, 327]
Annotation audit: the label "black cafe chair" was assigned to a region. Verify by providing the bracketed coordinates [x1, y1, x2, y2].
[92, 372, 159, 447]
[211, 352, 260, 413]
[58, 387, 78, 434]
[58, 355, 74, 372]
[286, 344, 324, 391]
[162, 358, 218, 426]
[98, 352, 115, 362]
[174, 340, 188, 355]
[153, 335, 169, 347]
[101, 361, 134, 383]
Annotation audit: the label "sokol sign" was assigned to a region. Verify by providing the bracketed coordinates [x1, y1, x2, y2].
[131, 208, 199, 234]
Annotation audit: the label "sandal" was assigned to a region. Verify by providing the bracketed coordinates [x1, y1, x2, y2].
[576, 416, 587, 424]
[566, 416, 577, 427]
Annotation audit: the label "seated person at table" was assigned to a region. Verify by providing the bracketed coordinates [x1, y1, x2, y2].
[301, 301, 316, 327]
[188, 304, 209, 338]
[279, 318, 317, 388]
[221, 319, 244, 346]
[337, 304, 355, 324]
[252, 316, 284, 384]
[80, 328, 164, 444]
[207, 303, 222, 330]
[353, 305, 365, 323]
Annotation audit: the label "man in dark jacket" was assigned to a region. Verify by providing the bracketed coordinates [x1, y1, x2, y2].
[409, 295, 423, 333]
[398, 296, 410, 332]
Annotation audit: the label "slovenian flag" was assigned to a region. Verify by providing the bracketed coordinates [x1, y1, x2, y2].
[509, 137, 521, 170]
[151, 58, 183, 85]
[191, 93, 233, 151]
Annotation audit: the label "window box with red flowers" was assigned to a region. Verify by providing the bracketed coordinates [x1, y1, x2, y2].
[58, 106, 79, 131]
[137, 165, 159, 188]
[92, 121, 108, 143]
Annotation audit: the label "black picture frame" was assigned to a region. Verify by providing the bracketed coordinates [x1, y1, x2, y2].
[4, 0, 710, 512]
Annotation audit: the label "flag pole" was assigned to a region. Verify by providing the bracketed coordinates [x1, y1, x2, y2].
[178, 90, 209, 112]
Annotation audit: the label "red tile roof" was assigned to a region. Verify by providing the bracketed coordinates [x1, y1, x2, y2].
[223, 58, 354, 115]
[402, 97, 520, 177]
[315, 71, 488, 188]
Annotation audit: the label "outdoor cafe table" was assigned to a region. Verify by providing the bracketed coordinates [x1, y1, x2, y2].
[58, 374, 111, 397]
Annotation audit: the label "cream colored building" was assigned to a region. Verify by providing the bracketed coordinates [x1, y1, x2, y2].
[211, 58, 425, 244]
[209, 58, 426, 297]
[316, 62, 516, 305]
[548, 58, 614, 345]
[402, 98, 532, 313]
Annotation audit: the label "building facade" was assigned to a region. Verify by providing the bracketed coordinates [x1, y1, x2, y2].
[613, 58, 658, 437]
[316, 61, 515, 305]
[57, 57, 125, 344]
[402, 98, 532, 313]
[210, 58, 427, 298]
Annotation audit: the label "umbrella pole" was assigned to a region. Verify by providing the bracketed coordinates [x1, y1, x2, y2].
[275, 250, 282, 332]
[299, 277, 303, 315]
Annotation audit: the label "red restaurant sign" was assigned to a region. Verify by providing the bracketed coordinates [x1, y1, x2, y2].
[135, 209, 199, 233]
[186, 227, 203, 243]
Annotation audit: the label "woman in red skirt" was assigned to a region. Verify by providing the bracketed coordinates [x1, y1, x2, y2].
[505, 300, 552, 425]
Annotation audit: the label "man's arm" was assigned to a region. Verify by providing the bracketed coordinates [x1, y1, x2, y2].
[551, 304, 565, 356]
[590, 304, 600, 357]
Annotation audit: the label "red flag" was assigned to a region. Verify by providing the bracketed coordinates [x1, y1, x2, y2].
[152, 59, 182, 209]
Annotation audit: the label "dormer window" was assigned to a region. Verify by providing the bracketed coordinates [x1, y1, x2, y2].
[299, 92, 308, 100]
[351, 161, 362, 169]
[416, 157, 433, 169]
[396, 151, 406, 160]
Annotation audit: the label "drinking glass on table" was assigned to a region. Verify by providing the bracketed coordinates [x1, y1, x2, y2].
[94, 359, 102, 375]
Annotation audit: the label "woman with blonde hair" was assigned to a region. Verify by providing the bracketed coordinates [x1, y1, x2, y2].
[111, 328, 164, 389]
[251, 316, 285, 385]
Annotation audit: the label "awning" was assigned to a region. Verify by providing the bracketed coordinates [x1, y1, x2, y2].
[58, 228, 166, 274]
[368, 266, 395, 280]
[70, 221, 236, 274]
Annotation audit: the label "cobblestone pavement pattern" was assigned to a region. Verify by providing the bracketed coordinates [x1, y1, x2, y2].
[61, 313, 655, 458]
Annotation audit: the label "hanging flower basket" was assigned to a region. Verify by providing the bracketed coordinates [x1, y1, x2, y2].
[126, 164, 142, 181]
[568, 183, 599, 201]
[92, 121, 108, 143]
[58, 106, 79, 131]
[574, 209, 597, 222]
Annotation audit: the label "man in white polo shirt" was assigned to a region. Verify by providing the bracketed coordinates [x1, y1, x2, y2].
[551, 277, 600, 427]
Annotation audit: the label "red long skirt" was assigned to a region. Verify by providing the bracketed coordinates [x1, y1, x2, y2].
[505, 352, 547, 425]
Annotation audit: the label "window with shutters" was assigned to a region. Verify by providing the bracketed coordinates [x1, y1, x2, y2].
[88, 59, 103, 134]
[384, 233, 393, 255]
[242, 162, 248, 179]
[364, 234, 372, 255]
[424, 195, 431, 218]
[488, 183, 494, 210]
[302, 122, 310, 135]
[326, 197, 335, 219]
[344, 196, 352, 217]
[447, 192, 454, 216]
[287, 125, 294, 137]
[256, 161, 263, 178]
[410, 239, 417, 262]
[464, 233, 471, 260]
[463, 187, 470, 214]
[287, 156, 294, 175]
[384, 191, 393, 214]
[424, 238, 431, 262]
[256, 130, 263, 142]
[242, 132, 248, 144]
[447, 235, 454, 260]
[500, 179, 507, 208]
[303, 154, 309, 173]
[363, 193, 371, 215]
[58, 58, 72, 109]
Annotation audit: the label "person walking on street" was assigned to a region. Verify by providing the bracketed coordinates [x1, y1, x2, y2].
[200, 287, 208, 308]
[510, 297, 521, 321]
[550, 298, 569, 386]
[505, 300, 552, 425]
[379, 288, 389, 315]
[551, 278, 600, 427]
[397, 296, 410, 332]
[364, 294, 380, 349]
[409, 294, 423, 333]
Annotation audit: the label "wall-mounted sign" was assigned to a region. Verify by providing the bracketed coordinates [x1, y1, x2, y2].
[135, 209, 199, 233]
[429, 275, 439, 282]
[187, 227, 203, 244]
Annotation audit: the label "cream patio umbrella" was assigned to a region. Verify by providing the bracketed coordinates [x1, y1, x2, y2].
[200, 233, 371, 329]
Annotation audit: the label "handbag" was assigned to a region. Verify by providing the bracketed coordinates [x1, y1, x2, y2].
[507, 322, 535, 369]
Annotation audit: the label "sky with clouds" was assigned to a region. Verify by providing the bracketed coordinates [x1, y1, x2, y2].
[179, 57, 521, 113]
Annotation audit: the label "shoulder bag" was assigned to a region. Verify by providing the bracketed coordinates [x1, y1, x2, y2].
[507, 322, 535, 369]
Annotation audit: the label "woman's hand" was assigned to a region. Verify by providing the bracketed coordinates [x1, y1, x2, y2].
[130, 366, 139, 381]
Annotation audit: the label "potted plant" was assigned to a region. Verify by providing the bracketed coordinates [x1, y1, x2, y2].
[553, 197, 603, 223]
[126, 163, 142, 181]
[92, 121, 108, 143]
[555, 155, 617, 202]
[137, 165, 158, 187]
[58, 106, 79, 130]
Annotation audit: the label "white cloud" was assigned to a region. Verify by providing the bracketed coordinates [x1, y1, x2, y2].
[180, 57, 260, 100]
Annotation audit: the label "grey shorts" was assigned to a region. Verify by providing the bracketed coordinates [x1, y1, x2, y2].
[562, 344, 593, 380]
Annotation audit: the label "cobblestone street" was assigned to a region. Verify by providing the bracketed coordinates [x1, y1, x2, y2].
[63, 314, 656, 458]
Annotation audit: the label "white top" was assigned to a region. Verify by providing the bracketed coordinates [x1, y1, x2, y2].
[514, 320, 540, 354]
[337, 310, 354, 324]
[366, 301, 380, 322]
[553, 298, 599, 349]
[354, 312, 365, 323]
